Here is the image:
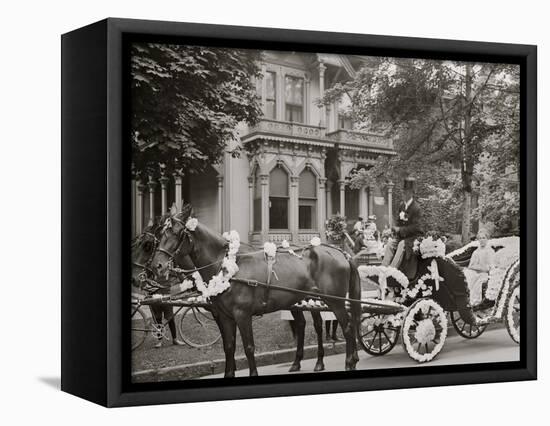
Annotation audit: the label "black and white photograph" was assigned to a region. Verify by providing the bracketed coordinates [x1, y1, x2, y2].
[3, 0, 546, 420]
[129, 43, 521, 382]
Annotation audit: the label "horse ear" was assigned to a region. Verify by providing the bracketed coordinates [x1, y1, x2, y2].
[170, 203, 178, 217]
[181, 203, 193, 219]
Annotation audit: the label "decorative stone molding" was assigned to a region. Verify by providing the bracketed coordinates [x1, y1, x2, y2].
[247, 119, 326, 140]
[260, 174, 269, 185]
[327, 129, 394, 151]
[298, 233, 320, 244]
[268, 233, 293, 243]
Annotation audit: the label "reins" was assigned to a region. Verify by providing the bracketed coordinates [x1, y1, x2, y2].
[149, 211, 360, 305]
[229, 277, 403, 310]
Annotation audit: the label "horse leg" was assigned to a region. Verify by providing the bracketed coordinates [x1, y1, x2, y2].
[311, 311, 325, 372]
[234, 310, 258, 377]
[326, 301, 358, 371]
[289, 310, 306, 372]
[214, 310, 237, 378]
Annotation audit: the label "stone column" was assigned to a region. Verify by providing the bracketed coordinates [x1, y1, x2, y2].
[136, 180, 145, 234]
[248, 176, 254, 234]
[148, 177, 157, 224]
[290, 175, 299, 243]
[318, 177, 327, 241]
[359, 185, 368, 219]
[319, 63, 326, 127]
[260, 64, 267, 115]
[217, 175, 224, 233]
[277, 70, 284, 121]
[326, 105, 332, 132]
[368, 185, 375, 218]
[159, 176, 169, 214]
[339, 180, 346, 216]
[260, 174, 269, 241]
[305, 76, 311, 124]
[326, 180, 333, 218]
[174, 173, 183, 212]
[387, 181, 394, 227]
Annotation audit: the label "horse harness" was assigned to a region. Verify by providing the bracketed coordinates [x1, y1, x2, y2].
[132, 231, 164, 292]
[260, 254, 279, 310]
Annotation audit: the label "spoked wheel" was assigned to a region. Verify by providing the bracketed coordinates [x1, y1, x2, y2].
[450, 309, 488, 339]
[178, 307, 221, 348]
[505, 283, 520, 344]
[359, 313, 400, 356]
[131, 305, 150, 351]
[401, 299, 448, 363]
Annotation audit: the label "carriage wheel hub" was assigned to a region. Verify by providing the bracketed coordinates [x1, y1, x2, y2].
[415, 319, 436, 345]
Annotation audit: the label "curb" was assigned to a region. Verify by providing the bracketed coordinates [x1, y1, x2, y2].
[132, 322, 506, 382]
[133, 341, 346, 382]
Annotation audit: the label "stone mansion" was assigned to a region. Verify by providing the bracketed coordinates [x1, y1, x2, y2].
[131, 50, 397, 245]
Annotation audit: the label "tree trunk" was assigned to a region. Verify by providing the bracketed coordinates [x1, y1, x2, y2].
[461, 64, 473, 245]
[461, 190, 472, 244]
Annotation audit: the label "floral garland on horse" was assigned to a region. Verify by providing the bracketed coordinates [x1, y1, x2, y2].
[181, 216, 324, 303]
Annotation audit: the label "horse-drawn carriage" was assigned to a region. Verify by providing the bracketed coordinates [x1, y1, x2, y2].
[355, 235, 520, 362]
[131, 206, 520, 375]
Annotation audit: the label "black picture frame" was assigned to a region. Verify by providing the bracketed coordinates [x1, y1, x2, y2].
[61, 18, 537, 407]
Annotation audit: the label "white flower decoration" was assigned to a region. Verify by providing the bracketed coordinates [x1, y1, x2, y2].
[418, 236, 446, 258]
[264, 242, 277, 258]
[310, 237, 321, 247]
[179, 279, 194, 292]
[185, 217, 198, 231]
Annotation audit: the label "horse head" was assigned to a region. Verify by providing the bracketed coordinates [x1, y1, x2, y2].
[131, 215, 167, 289]
[150, 203, 196, 281]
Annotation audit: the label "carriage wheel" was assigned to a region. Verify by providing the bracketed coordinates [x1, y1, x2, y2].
[505, 283, 520, 344]
[178, 307, 221, 348]
[131, 305, 150, 351]
[401, 299, 448, 363]
[359, 314, 400, 356]
[450, 310, 488, 339]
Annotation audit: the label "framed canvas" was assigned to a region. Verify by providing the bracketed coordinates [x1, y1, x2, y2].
[61, 18, 537, 407]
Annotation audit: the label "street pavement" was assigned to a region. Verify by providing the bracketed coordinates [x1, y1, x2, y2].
[202, 326, 519, 378]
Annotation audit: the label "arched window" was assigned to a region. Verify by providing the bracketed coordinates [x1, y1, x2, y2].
[253, 167, 262, 231]
[269, 166, 289, 229]
[299, 169, 317, 230]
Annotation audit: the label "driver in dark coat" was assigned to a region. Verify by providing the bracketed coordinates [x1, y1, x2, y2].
[382, 177, 423, 278]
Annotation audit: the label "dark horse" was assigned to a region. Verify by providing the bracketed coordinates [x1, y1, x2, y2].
[131, 215, 195, 347]
[150, 205, 362, 377]
[133, 214, 328, 371]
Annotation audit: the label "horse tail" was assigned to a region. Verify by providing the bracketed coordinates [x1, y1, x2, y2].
[348, 258, 362, 339]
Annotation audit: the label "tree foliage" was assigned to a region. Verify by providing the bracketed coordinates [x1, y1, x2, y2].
[131, 43, 263, 178]
[324, 58, 520, 241]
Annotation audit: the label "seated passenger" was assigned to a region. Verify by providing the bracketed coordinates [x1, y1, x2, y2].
[353, 216, 364, 237]
[463, 230, 495, 306]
